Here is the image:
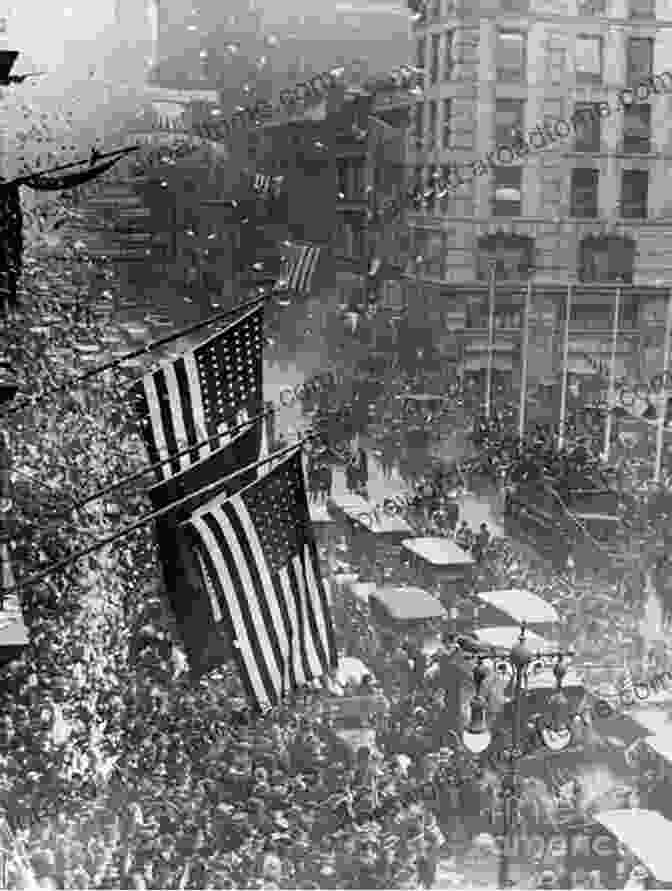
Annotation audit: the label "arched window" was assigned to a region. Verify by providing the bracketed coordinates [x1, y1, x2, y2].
[579, 235, 635, 283]
[476, 234, 533, 281]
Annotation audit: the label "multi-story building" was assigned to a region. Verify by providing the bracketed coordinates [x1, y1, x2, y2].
[407, 0, 672, 403]
[252, 80, 411, 308]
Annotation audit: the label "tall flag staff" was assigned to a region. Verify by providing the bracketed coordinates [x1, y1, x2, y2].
[558, 283, 573, 451]
[484, 259, 497, 420]
[518, 273, 532, 440]
[654, 286, 672, 483]
[0, 293, 266, 418]
[602, 279, 622, 462]
[3, 437, 315, 604]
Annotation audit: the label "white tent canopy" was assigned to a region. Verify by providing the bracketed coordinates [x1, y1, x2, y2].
[595, 810, 672, 881]
[475, 589, 559, 625]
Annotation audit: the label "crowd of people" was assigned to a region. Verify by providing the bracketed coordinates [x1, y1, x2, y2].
[3, 227, 672, 891]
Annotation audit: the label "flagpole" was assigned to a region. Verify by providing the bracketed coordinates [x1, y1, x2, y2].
[518, 276, 532, 441]
[558, 283, 572, 451]
[44, 408, 274, 518]
[5, 436, 316, 600]
[654, 286, 672, 483]
[603, 281, 622, 462]
[485, 260, 496, 420]
[1, 293, 267, 417]
[9, 145, 139, 187]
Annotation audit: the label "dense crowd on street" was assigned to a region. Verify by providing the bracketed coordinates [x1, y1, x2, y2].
[1, 243, 672, 890]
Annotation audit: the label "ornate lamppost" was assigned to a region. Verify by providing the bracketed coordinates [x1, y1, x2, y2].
[458, 626, 577, 888]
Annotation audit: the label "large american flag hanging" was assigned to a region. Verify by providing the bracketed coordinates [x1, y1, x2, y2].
[184, 450, 337, 711]
[130, 305, 264, 484]
[276, 242, 322, 297]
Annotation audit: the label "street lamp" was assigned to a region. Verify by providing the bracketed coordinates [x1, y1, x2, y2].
[459, 626, 576, 888]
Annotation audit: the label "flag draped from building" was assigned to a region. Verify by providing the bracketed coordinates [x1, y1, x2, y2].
[183, 450, 337, 710]
[130, 305, 264, 483]
[151, 429, 265, 677]
[253, 173, 272, 194]
[276, 241, 323, 297]
[19, 153, 130, 191]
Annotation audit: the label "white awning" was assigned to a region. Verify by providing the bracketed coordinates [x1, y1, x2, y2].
[475, 589, 559, 624]
[595, 810, 672, 880]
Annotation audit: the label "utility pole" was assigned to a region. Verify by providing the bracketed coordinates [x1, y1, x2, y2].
[485, 259, 497, 420]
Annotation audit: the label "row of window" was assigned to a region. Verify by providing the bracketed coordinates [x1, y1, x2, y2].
[410, 234, 636, 284]
[415, 30, 454, 85]
[416, 0, 655, 23]
[415, 98, 653, 153]
[463, 307, 638, 328]
[413, 163, 650, 218]
[416, 31, 654, 85]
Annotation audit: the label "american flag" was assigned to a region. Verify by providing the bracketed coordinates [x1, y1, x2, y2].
[276, 242, 322, 296]
[253, 173, 272, 194]
[184, 450, 338, 711]
[131, 305, 264, 484]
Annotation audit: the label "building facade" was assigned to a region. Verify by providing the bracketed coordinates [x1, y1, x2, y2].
[407, 0, 672, 399]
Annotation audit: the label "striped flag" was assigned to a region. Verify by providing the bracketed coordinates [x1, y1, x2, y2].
[275, 242, 323, 297]
[130, 305, 264, 483]
[183, 450, 338, 710]
[619, 664, 635, 704]
[253, 173, 272, 194]
[253, 173, 285, 197]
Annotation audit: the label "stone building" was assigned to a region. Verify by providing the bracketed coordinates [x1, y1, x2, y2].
[407, 0, 672, 401]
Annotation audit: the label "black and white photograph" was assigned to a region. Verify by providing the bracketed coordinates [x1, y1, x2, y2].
[0, 0, 671, 887]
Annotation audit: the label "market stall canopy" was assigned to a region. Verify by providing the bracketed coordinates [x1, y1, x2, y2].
[370, 586, 447, 622]
[474, 589, 559, 625]
[471, 626, 554, 652]
[595, 810, 672, 882]
[402, 537, 474, 567]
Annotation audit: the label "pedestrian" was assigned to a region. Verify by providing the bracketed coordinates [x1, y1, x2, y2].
[345, 456, 358, 495]
[455, 521, 472, 552]
[475, 522, 490, 563]
[319, 462, 332, 504]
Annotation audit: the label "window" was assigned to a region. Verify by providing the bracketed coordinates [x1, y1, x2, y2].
[442, 99, 452, 148]
[575, 35, 603, 82]
[493, 166, 522, 216]
[428, 100, 438, 149]
[497, 31, 526, 82]
[571, 168, 599, 217]
[623, 104, 651, 153]
[477, 234, 533, 282]
[416, 37, 426, 71]
[430, 33, 441, 84]
[444, 30, 454, 80]
[440, 163, 452, 210]
[573, 103, 601, 152]
[337, 160, 347, 198]
[621, 169, 648, 218]
[579, 236, 635, 282]
[413, 165, 423, 205]
[577, 0, 607, 12]
[629, 0, 655, 17]
[414, 102, 424, 148]
[495, 99, 525, 148]
[627, 37, 654, 86]
[426, 165, 439, 213]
